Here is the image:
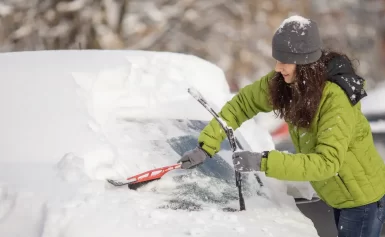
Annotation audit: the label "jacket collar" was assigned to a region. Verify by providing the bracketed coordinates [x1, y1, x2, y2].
[327, 56, 367, 105]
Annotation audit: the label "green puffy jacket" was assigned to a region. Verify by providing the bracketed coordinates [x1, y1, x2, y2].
[198, 57, 385, 209]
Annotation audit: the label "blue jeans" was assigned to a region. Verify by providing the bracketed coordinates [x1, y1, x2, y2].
[333, 195, 385, 237]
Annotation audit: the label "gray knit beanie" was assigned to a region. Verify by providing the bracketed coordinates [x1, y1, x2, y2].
[272, 15, 322, 65]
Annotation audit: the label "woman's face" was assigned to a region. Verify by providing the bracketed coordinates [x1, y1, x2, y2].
[275, 61, 296, 84]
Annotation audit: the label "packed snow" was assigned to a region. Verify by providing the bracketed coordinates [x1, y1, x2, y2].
[0, 50, 319, 237]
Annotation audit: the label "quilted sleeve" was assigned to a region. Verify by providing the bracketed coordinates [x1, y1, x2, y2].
[198, 71, 274, 157]
[262, 86, 355, 181]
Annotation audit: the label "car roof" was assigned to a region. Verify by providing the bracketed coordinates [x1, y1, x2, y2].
[0, 50, 232, 121]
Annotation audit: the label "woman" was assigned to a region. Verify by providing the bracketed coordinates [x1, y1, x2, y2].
[178, 15, 385, 237]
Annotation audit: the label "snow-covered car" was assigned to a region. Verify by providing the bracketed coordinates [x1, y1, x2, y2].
[0, 50, 319, 237]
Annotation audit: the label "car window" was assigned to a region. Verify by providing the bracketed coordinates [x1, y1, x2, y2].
[118, 118, 253, 210]
[117, 118, 238, 182]
[166, 119, 235, 183]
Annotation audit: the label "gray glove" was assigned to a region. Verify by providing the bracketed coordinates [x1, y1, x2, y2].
[232, 150, 268, 172]
[178, 146, 209, 169]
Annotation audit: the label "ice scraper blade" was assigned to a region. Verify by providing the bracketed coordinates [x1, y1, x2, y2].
[107, 164, 181, 189]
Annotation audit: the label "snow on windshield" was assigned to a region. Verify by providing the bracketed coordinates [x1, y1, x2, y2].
[0, 50, 318, 237]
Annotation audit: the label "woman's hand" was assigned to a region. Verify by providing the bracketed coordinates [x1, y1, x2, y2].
[177, 146, 209, 169]
[232, 150, 268, 172]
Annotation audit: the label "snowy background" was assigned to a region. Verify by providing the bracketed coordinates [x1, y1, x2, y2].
[0, 0, 384, 91]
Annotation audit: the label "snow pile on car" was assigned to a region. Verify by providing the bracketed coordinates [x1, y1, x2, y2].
[0, 50, 319, 237]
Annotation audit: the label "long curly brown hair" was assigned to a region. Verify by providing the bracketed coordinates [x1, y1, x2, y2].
[268, 50, 352, 129]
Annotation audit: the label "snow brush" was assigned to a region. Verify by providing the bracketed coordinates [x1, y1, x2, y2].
[187, 87, 259, 211]
[187, 88, 245, 211]
[107, 164, 181, 190]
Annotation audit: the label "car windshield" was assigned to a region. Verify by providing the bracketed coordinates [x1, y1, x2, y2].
[165, 119, 235, 181]
[118, 118, 258, 211]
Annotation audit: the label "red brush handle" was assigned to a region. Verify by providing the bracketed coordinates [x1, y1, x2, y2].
[126, 164, 181, 184]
